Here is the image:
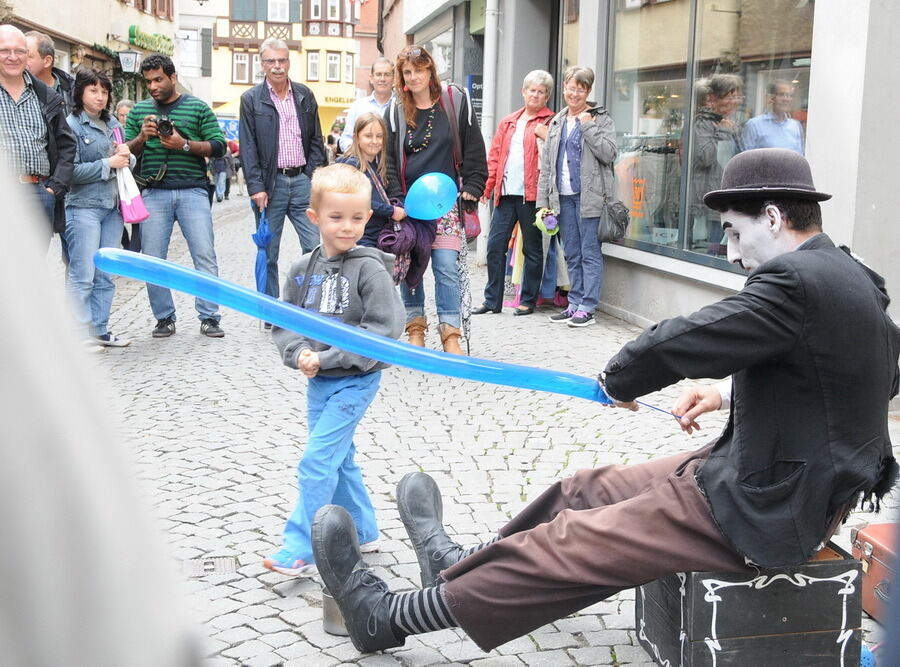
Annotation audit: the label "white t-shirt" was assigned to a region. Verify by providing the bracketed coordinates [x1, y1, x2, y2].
[501, 117, 528, 197]
[559, 116, 579, 196]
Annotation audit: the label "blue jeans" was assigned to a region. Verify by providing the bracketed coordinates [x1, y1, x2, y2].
[539, 236, 562, 299]
[483, 196, 543, 309]
[140, 187, 221, 321]
[400, 248, 461, 328]
[214, 171, 227, 199]
[64, 206, 124, 336]
[282, 371, 382, 563]
[558, 194, 603, 312]
[254, 172, 320, 298]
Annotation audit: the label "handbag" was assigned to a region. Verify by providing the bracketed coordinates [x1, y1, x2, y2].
[598, 195, 630, 243]
[116, 167, 150, 223]
[462, 203, 481, 241]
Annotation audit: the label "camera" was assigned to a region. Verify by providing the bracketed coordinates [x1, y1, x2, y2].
[154, 115, 175, 137]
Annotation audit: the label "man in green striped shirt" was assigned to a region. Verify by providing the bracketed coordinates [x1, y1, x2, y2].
[125, 54, 226, 339]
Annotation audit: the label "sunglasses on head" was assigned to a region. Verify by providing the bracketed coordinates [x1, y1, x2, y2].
[400, 46, 430, 62]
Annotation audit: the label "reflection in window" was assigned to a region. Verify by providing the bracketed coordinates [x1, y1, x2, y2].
[609, 0, 814, 264]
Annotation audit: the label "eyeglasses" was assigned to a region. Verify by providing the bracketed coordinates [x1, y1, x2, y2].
[261, 58, 289, 66]
[0, 48, 28, 59]
[564, 86, 588, 95]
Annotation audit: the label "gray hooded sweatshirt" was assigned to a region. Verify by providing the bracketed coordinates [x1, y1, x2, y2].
[272, 246, 405, 377]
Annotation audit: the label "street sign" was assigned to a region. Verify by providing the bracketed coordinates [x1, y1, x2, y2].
[466, 74, 483, 126]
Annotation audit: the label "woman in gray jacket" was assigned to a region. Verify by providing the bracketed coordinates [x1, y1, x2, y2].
[537, 66, 617, 328]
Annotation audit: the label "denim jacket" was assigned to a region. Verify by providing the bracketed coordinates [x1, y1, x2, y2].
[65, 111, 135, 209]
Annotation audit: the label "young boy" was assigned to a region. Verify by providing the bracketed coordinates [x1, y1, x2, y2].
[267, 164, 405, 576]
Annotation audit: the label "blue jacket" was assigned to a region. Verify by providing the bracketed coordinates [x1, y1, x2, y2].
[238, 80, 327, 197]
[65, 111, 134, 209]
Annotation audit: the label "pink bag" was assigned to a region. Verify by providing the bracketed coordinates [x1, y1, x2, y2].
[116, 167, 150, 223]
[111, 126, 149, 224]
[463, 207, 481, 241]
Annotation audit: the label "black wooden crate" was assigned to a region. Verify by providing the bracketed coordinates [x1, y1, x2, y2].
[634, 544, 862, 666]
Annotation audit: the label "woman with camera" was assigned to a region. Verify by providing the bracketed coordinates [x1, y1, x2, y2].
[536, 66, 617, 328]
[64, 68, 135, 349]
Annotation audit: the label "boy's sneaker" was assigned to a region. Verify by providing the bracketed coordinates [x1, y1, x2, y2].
[200, 318, 225, 338]
[567, 310, 595, 327]
[94, 333, 131, 347]
[360, 539, 381, 553]
[152, 317, 175, 338]
[263, 551, 318, 577]
[548, 308, 575, 323]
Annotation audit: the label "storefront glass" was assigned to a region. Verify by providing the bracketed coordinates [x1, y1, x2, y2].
[606, 0, 815, 266]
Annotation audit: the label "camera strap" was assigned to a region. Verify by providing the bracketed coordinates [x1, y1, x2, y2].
[139, 94, 194, 189]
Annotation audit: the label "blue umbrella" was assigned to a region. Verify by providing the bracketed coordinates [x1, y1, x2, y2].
[251, 208, 272, 294]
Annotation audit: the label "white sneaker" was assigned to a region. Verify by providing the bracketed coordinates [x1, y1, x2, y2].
[94, 333, 132, 347]
[360, 539, 381, 553]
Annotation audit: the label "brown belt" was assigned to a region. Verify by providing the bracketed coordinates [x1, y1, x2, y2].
[18, 174, 41, 184]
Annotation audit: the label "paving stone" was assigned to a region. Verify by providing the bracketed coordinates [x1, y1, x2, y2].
[612, 644, 653, 664]
[212, 625, 260, 646]
[568, 647, 615, 665]
[518, 649, 574, 666]
[532, 633, 579, 651]
[390, 647, 446, 666]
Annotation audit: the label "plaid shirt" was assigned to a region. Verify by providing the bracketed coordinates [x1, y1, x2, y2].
[0, 74, 50, 177]
[267, 81, 306, 169]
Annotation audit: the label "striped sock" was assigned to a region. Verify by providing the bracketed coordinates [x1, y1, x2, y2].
[388, 584, 457, 636]
[461, 535, 500, 559]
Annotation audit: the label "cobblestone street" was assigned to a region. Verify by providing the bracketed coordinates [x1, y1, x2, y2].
[88, 194, 899, 666]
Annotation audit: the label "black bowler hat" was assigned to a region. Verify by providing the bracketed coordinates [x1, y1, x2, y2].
[704, 148, 831, 210]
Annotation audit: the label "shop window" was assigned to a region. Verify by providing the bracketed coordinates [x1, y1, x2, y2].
[232, 52, 249, 84]
[326, 52, 340, 81]
[307, 51, 320, 81]
[421, 28, 453, 82]
[607, 0, 815, 268]
[177, 29, 201, 78]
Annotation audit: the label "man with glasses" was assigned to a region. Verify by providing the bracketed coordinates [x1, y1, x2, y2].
[742, 80, 805, 154]
[338, 57, 393, 153]
[240, 37, 326, 307]
[125, 54, 227, 339]
[0, 24, 74, 247]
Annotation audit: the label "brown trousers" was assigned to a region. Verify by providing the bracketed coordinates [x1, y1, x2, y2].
[440, 446, 752, 651]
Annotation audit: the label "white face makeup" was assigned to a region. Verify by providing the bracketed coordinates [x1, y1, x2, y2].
[721, 207, 783, 271]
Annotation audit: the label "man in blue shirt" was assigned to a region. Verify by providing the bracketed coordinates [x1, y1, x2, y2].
[338, 57, 393, 153]
[742, 80, 805, 154]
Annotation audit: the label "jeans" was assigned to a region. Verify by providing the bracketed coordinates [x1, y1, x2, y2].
[539, 236, 561, 299]
[64, 206, 124, 336]
[30, 182, 56, 245]
[483, 196, 543, 309]
[281, 371, 382, 563]
[558, 193, 603, 312]
[140, 187, 221, 322]
[401, 248, 461, 328]
[254, 172, 320, 298]
[214, 171, 227, 200]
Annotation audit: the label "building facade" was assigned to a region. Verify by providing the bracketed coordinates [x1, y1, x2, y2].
[385, 0, 900, 326]
[4, 0, 176, 103]
[211, 0, 358, 135]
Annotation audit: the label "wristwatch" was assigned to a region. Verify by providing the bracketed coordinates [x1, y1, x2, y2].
[181, 140, 190, 152]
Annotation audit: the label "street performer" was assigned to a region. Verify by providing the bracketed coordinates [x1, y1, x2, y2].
[311, 148, 900, 653]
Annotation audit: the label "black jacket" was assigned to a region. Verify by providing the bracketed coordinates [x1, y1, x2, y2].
[238, 80, 326, 197]
[51, 67, 75, 113]
[604, 234, 900, 567]
[384, 83, 487, 201]
[30, 73, 75, 232]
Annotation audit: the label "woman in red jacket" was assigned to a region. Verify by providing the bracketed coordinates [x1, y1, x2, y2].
[473, 70, 555, 316]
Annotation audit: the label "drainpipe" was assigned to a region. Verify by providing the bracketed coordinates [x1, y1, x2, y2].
[476, 0, 500, 265]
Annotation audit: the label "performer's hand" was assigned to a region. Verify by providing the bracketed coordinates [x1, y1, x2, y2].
[672, 385, 722, 434]
[297, 349, 320, 378]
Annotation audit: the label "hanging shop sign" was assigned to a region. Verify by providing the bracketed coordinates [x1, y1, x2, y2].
[128, 25, 175, 56]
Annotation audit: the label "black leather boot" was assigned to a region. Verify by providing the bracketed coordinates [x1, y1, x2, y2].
[312, 505, 405, 653]
[396, 472, 465, 587]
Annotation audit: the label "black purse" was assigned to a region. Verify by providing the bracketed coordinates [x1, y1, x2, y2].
[598, 194, 630, 243]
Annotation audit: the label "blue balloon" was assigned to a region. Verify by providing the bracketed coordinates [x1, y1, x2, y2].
[404, 172, 459, 220]
[94, 249, 612, 405]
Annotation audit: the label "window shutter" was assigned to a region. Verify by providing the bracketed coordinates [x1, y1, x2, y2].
[256, 0, 268, 20]
[290, 0, 300, 23]
[201, 28, 212, 77]
[233, 0, 254, 21]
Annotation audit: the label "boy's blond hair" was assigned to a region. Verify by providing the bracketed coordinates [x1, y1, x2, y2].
[310, 163, 372, 209]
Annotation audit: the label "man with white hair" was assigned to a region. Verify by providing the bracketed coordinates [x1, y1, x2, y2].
[239, 37, 326, 305]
